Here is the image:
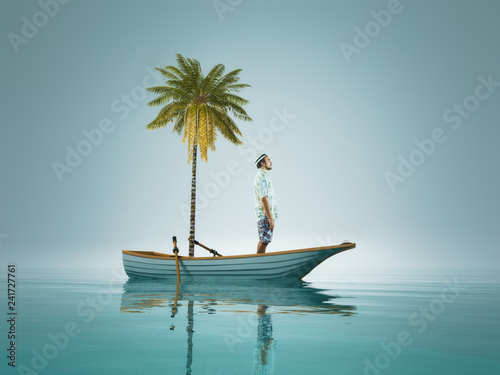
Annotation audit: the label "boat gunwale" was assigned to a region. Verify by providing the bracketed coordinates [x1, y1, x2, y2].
[122, 243, 355, 261]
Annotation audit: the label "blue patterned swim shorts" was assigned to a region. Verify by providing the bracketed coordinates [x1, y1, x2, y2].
[257, 218, 273, 244]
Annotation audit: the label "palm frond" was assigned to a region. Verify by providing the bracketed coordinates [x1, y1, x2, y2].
[172, 112, 186, 135]
[206, 106, 216, 151]
[227, 83, 252, 92]
[202, 64, 225, 92]
[198, 106, 209, 161]
[210, 107, 243, 145]
[215, 69, 243, 89]
[185, 105, 199, 163]
[145, 102, 185, 130]
[156, 67, 182, 81]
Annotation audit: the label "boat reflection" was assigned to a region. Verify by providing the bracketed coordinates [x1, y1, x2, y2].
[120, 279, 356, 316]
[120, 280, 356, 374]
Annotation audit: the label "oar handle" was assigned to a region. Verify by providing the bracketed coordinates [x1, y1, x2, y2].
[172, 236, 179, 254]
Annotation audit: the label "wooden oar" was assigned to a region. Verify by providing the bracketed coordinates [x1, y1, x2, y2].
[172, 236, 181, 282]
[188, 237, 223, 257]
[171, 236, 181, 318]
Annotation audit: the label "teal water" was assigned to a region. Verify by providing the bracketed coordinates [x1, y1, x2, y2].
[1, 268, 499, 375]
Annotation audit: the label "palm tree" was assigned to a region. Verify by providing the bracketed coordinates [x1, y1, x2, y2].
[146, 54, 252, 256]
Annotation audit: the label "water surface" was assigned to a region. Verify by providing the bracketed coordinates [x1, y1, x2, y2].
[2, 268, 499, 374]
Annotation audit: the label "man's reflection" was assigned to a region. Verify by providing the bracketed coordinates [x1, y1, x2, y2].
[252, 305, 276, 375]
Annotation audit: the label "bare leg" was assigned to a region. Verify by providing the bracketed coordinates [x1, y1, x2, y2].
[257, 241, 269, 254]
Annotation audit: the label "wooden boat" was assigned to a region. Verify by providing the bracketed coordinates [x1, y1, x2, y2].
[122, 242, 355, 281]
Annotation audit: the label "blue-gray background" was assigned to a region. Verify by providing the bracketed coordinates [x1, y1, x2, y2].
[1, 0, 499, 272]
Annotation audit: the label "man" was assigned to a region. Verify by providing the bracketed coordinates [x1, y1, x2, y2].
[254, 154, 278, 254]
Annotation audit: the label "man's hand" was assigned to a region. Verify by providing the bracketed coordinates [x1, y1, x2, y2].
[261, 196, 274, 230]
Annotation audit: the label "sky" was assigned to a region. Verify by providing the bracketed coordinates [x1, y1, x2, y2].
[1, 0, 499, 272]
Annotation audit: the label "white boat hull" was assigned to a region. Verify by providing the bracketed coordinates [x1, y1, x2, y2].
[122, 243, 355, 281]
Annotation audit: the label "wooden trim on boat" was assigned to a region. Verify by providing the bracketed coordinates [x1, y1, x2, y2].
[122, 242, 355, 261]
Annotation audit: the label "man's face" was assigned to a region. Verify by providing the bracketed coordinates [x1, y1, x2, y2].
[263, 156, 272, 170]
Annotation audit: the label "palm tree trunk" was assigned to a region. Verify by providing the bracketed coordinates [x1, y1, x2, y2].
[189, 144, 197, 256]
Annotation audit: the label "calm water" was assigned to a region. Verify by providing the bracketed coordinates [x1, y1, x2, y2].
[2, 268, 499, 375]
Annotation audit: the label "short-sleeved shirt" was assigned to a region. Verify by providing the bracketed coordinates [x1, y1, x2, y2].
[254, 169, 278, 222]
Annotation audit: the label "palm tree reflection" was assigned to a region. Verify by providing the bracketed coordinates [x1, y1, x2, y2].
[186, 300, 194, 375]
